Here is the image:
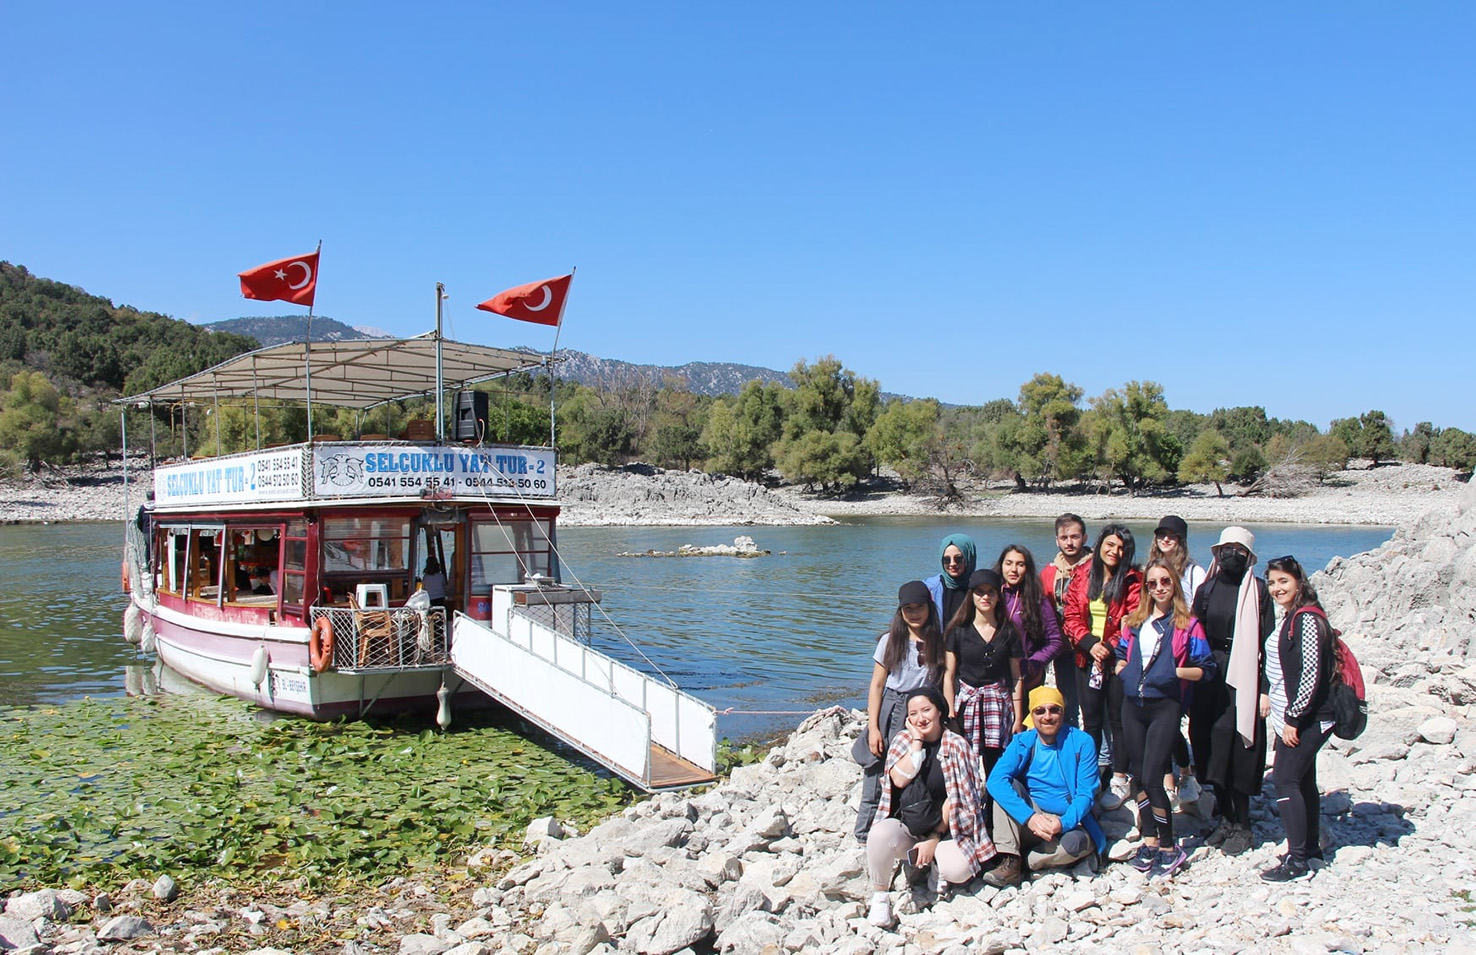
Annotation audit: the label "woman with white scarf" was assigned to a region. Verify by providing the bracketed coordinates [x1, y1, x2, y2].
[1189, 526, 1275, 856]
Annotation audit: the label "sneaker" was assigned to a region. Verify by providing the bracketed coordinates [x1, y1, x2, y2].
[1149, 845, 1188, 879]
[1221, 823, 1253, 856]
[1204, 818, 1234, 847]
[1130, 844, 1158, 873]
[1260, 857, 1310, 883]
[1098, 775, 1131, 811]
[867, 895, 893, 926]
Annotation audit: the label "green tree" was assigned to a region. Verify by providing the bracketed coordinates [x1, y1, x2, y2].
[1177, 429, 1231, 496]
[774, 429, 868, 491]
[0, 371, 75, 469]
[867, 399, 941, 486]
[700, 380, 785, 479]
[1431, 428, 1476, 473]
[1401, 422, 1438, 464]
[1011, 373, 1087, 485]
[1358, 410, 1397, 465]
[1302, 433, 1350, 479]
[1086, 381, 1179, 491]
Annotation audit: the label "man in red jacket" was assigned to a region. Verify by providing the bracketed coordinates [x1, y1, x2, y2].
[1040, 514, 1089, 728]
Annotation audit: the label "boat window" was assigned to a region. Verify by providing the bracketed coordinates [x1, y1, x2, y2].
[321, 517, 411, 573]
[162, 526, 190, 594]
[469, 519, 554, 589]
[186, 527, 224, 601]
[223, 526, 281, 605]
[281, 520, 309, 608]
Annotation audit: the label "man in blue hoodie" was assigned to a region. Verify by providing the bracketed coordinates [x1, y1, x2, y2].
[983, 685, 1107, 886]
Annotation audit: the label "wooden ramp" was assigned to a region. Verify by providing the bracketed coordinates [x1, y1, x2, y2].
[649, 742, 717, 790]
[451, 594, 718, 792]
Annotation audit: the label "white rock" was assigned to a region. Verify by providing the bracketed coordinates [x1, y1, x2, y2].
[0, 917, 40, 951]
[624, 889, 714, 955]
[399, 934, 453, 955]
[5, 889, 73, 921]
[97, 915, 156, 940]
[1418, 716, 1459, 745]
[152, 874, 179, 901]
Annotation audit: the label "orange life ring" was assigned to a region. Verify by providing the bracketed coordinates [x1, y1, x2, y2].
[309, 617, 335, 673]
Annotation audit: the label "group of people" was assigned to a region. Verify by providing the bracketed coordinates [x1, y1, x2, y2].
[857, 516, 1344, 926]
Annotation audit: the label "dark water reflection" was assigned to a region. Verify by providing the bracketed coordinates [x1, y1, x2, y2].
[0, 518, 1392, 739]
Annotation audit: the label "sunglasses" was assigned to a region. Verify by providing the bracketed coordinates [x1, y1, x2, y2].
[943, 555, 967, 565]
[1031, 705, 1063, 717]
[1146, 578, 1175, 591]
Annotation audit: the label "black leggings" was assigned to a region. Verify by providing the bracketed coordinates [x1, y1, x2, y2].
[1120, 696, 1181, 845]
[1078, 664, 1127, 775]
[1272, 724, 1332, 863]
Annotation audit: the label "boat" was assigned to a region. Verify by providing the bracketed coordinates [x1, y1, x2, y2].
[117, 330, 717, 792]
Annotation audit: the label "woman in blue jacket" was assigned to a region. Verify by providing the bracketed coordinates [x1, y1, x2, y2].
[1115, 559, 1216, 879]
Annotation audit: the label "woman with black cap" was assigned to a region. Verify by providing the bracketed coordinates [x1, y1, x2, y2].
[854, 581, 947, 843]
[943, 569, 1024, 783]
[865, 686, 996, 927]
[1191, 526, 1275, 856]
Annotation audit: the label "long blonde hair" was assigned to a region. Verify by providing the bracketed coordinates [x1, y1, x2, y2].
[1125, 558, 1193, 631]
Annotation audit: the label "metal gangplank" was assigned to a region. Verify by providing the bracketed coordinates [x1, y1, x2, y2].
[450, 584, 718, 792]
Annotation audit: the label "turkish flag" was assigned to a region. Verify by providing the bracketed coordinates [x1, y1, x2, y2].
[476, 273, 572, 327]
[238, 251, 319, 307]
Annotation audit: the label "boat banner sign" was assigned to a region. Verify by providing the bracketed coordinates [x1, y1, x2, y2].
[312, 445, 557, 499]
[154, 449, 306, 505]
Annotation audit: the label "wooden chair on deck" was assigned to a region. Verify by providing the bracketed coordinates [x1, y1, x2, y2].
[348, 590, 395, 667]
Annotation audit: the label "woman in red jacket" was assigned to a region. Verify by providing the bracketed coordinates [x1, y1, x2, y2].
[1063, 523, 1143, 810]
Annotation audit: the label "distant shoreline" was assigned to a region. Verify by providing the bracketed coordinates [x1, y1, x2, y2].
[0, 458, 1463, 529]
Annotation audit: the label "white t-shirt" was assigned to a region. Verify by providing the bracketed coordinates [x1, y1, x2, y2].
[874, 635, 935, 692]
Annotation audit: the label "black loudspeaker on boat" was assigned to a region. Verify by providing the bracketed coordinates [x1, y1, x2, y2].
[453, 391, 489, 441]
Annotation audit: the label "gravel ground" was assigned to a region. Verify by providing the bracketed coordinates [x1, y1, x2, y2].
[0, 459, 1464, 529]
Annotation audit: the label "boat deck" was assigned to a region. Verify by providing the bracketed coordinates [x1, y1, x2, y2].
[648, 743, 717, 789]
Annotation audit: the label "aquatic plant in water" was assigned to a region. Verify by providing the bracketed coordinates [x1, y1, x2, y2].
[0, 695, 633, 889]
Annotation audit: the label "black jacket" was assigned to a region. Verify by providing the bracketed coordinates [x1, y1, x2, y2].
[1262, 606, 1336, 731]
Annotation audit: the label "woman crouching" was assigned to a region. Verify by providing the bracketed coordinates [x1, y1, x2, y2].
[866, 686, 996, 927]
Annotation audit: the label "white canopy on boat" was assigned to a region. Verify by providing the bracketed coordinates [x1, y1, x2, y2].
[120, 336, 551, 410]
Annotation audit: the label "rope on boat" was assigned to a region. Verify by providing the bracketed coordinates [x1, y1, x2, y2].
[466, 479, 681, 690]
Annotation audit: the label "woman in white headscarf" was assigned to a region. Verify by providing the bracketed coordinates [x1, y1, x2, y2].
[1189, 526, 1274, 857]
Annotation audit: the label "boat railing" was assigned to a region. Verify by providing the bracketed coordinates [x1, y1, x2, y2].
[311, 605, 450, 671]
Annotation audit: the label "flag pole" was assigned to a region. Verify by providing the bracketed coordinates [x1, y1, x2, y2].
[305, 239, 322, 441]
[547, 266, 574, 446]
[435, 282, 446, 442]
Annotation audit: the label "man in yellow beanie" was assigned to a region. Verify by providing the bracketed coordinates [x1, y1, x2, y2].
[982, 685, 1107, 885]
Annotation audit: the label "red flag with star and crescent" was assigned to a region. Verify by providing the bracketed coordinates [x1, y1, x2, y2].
[238, 251, 320, 307]
[476, 273, 572, 327]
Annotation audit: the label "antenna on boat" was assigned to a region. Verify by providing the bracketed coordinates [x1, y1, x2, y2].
[435, 282, 447, 441]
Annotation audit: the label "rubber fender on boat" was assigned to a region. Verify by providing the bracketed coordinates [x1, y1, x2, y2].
[123, 603, 143, 645]
[309, 617, 335, 673]
[140, 619, 156, 654]
[249, 645, 269, 687]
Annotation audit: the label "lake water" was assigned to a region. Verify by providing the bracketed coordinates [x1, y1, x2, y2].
[0, 518, 1393, 740]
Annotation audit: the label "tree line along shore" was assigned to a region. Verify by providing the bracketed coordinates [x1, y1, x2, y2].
[4, 262, 1476, 500]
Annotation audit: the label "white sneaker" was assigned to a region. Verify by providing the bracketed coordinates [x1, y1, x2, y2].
[1099, 775, 1130, 810]
[867, 895, 893, 927]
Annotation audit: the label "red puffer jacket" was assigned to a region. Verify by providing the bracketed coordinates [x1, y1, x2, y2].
[1062, 559, 1143, 669]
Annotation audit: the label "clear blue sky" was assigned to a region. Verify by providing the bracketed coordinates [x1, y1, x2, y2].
[4, 4, 1473, 431]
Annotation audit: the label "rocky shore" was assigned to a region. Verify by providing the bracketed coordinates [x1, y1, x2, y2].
[0, 460, 1465, 528]
[5, 477, 1475, 954]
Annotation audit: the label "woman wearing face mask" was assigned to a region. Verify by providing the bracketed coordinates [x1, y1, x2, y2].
[865, 686, 996, 927]
[1258, 556, 1337, 882]
[1190, 527, 1275, 857]
[1115, 559, 1215, 879]
[854, 581, 947, 843]
[925, 534, 978, 631]
[993, 544, 1064, 695]
[1063, 523, 1143, 811]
